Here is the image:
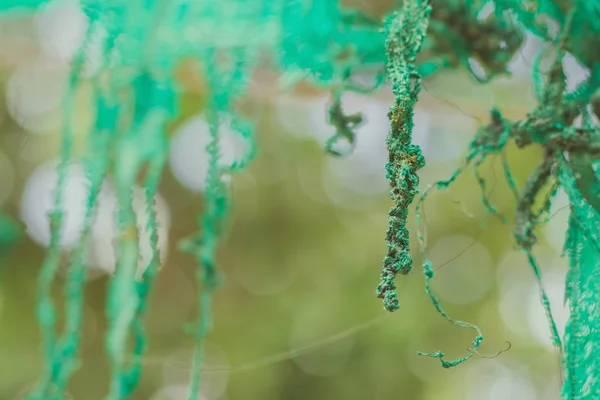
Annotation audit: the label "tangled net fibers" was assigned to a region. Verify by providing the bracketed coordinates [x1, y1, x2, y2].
[0, 0, 598, 399]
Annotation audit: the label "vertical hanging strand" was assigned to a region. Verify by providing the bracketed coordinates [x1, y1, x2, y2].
[106, 125, 141, 400]
[49, 13, 126, 383]
[378, 0, 431, 312]
[104, 72, 175, 398]
[29, 20, 93, 400]
[102, 1, 153, 395]
[50, 81, 118, 395]
[119, 75, 173, 396]
[104, 75, 147, 399]
[188, 66, 225, 400]
[184, 4, 258, 396]
[122, 153, 164, 394]
[523, 248, 562, 347]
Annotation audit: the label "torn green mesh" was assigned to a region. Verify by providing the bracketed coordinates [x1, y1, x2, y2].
[0, 0, 597, 399]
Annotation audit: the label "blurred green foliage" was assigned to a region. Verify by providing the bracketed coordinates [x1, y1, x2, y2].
[0, 69, 567, 398]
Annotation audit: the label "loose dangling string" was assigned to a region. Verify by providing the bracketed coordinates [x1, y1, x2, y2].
[28, 17, 106, 400]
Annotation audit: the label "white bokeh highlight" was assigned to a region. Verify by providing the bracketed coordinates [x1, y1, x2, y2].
[35, 0, 106, 78]
[6, 62, 68, 135]
[324, 93, 427, 197]
[527, 269, 570, 348]
[427, 235, 494, 305]
[20, 160, 170, 278]
[498, 280, 535, 339]
[273, 93, 331, 142]
[467, 361, 541, 400]
[20, 160, 89, 249]
[35, 0, 88, 62]
[318, 93, 430, 209]
[88, 184, 171, 279]
[169, 116, 249, 192]
[413, 110, 476, 163]
[496, 247, 569, 347]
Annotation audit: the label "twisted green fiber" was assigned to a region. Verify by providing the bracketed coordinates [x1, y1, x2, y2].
[184, 39, 257, 399]
[378, 0, 431, 312]
[535, 182, 560, 225]
[39, 21, 125, 389]
[500, 151, 520, 200]
[122, 149, 168, 394]
[413, 104, 565, 366]
[118, 76, 174, 398]
[106, 161, 139, 400]
[187, 104, 224, 400]
[323, 69, 387, 157]
[524, 250, 563, 347]
[28, 31, 90, 400]
[104, 74, 170, 400]
[106, 87, 174, 400]
[325, 87, 363, 157]
[47, 78, 119, 398]
[414, 161, 504, 367]
[416, 261, 484, 368]
[178, 5, 263, 393]
[471, 159, 507, 223]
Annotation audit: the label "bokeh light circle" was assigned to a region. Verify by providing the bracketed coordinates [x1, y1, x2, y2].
[35, 0, 88, 62]
[427, 235, 494, 305]
[527, 269, 570, 348]
[88, 183, 171, 278]
[6, 62, 68, 135]
[496, 248, 567, 343]
[169, 116, 249, 192]
[324, 94, 392, 197]
[413, 110, 476, 163]
[466, 361, 540, 400]
[273, 93, 331, 142]
[20, 159, 89, 249]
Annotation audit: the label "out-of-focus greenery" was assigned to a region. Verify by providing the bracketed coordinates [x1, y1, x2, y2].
[0, 64, 570, 399]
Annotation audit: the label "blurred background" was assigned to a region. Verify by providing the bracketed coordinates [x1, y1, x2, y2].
[0, 1, 591, 399]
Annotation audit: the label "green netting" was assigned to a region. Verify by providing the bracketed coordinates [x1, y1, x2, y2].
[561, 163, 600, 399]
[0, 0, 598, 399]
